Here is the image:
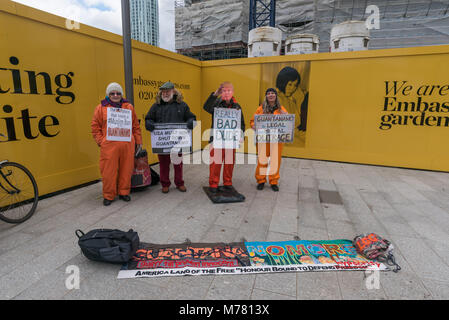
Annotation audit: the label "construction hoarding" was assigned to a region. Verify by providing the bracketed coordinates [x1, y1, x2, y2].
[2, 0, 449, 197]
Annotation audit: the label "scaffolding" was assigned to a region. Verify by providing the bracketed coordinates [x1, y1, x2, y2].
[175, 0, 249, 60]
[249, 0, 276, 30]
[175, 0, 449, 59]
[177, 41, 248, 60]
[276, 0, 449, 52]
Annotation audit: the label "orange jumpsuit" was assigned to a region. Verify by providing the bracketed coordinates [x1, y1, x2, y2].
[250, 105, 287, 186]
[91, 101, 142, 200]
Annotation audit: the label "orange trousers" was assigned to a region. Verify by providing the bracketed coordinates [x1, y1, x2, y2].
[255, 143, 283, 185]
[209, 147, 235, 188]
[99, 141, 134, 200]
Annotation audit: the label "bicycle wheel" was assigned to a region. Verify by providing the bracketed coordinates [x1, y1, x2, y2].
[0, 162, 38, 223]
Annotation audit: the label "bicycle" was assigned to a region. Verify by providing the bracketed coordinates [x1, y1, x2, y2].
[0, 133, 39, 224]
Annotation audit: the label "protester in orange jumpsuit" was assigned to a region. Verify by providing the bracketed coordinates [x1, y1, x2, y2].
[250, 88, 288, 192]
[91, 82, 142, 206]
[203, 82, 245, 193]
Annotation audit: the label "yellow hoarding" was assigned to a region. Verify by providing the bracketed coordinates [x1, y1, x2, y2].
[1, 0, 449, 199]
[306, 52, 449, 171]
[0, 1, 201, 197]
[201, 49, 449, 170]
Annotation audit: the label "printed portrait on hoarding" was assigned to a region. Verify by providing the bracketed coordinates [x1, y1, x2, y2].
[260, 62, 311, 148]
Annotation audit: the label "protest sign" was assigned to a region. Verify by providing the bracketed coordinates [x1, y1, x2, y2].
[151, 123, 192, 154]
[213, 108, 242, 149]
[254, 114, 295, 144]
[106, 107, 132, 142]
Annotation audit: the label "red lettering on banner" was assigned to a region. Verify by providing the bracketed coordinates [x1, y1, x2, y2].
[322, 244, 346, 256]
[136, 258, 240, 269]
[286, 244, 309, 256]
[131, 245, 248, 265]
[266, 245, 285, 256]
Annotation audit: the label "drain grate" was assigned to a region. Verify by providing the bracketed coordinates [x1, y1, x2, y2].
[319, 190, 343, 205]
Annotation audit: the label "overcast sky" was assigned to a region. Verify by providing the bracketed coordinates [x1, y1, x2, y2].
[12, 0, 175, 51]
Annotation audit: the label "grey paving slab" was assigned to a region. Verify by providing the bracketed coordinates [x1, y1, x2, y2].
[337, 271, 388, 300]
[158, 274, 214, 300]
[1, 158, 449, 300]
[296, 272, 341, 300]
[205, 275, 256, 300]
[390, 236, 449, 283]
[380, 271, 432, 300]
[251, 288, 296, 300]
[297, 202, 327, 230]
[421, 279, 449, 300]
[297, 225, 329, 241]
[254, 272, 297, 297]
[269, 205, 298, 236]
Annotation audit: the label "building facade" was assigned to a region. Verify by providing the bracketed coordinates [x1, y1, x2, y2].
[175, 0, 449, 60]
[130, 0, 159, 47]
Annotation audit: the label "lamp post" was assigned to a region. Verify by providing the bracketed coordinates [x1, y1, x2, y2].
[121, 0, 134, 104]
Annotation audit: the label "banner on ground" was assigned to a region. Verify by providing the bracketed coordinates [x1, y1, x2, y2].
[213, 108, 242, 149]
[118, 239, 387, 279]
[150, 123, 192, 154]
[254, 114, 295, 144]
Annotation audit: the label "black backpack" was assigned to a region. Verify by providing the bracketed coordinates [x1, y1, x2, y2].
[76, 229, 139, 264]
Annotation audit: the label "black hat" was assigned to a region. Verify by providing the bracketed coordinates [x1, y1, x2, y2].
[265, 87, 277, 96]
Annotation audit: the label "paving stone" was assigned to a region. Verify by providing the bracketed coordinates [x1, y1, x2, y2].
[205, 275, 256, 300]
[297, 202, 326, 230]
[298, 187, 320, 203]
[390, 236, 449, 283]
[251, 288, 296, 300]
[1, 158, 449, 300]
[380, 271, 432, 300]
[296, 272, 341, 300]
[155, 275, 214, 300]
[254, 272, 297, 297]
[269, 205, 298, 235]
[297, 225, 329, 240]
[111, 279, 169, 300]
[337, 271, 388, 300]
[322, 204, 351, 222]
[421, 279, 449, 300]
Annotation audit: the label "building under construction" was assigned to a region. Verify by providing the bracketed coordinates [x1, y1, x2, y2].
[175, 0, 449, 60]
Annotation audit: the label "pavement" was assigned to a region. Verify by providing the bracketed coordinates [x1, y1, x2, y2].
[1, 152, 449, 300]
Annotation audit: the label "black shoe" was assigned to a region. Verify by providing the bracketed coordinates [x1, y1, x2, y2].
[103, 199, 113, 206]
[223, 185, 233, 190]
[119, 195, 131, 202]
[257, 183, 265, 190]
[271, 184, 279, 192]
[209, 187, 218, 194]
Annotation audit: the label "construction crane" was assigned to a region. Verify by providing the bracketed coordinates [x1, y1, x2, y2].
[249, 0, 276, 30]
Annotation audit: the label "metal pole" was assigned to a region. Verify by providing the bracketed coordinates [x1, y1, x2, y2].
[121, 0, 134, 105]
[270, 0, 276, 27]
[249, 0, 255, 30]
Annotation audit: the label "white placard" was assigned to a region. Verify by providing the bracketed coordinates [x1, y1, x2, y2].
[106, 107, 132, 142]
[254, 114, 295, 144]
[213, 108, 242, 149]
[151, 123, 192, 154]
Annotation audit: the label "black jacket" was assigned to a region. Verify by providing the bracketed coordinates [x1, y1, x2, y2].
[203, 93, 245, 142]
[145, 89, 196, 130]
